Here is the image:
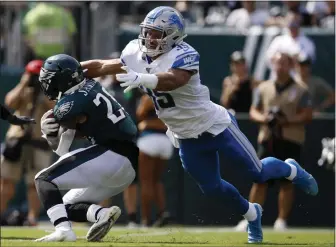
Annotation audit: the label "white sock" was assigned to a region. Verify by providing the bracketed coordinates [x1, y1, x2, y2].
[243, 202, 257, 222]
[87, 204, 104, 223]
[55, 221, 72, 231]
[47, 204, 71, 230]
[286, 164, 297, 181]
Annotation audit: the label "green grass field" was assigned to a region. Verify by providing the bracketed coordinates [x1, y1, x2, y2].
[1, 226, 334, 247]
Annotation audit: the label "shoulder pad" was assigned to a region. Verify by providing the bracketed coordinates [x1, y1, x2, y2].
[120, 39, 139, 65]
[170, 42, 200, 71]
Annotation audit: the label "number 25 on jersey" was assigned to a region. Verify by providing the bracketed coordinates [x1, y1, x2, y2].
[93, 87, 126, 124]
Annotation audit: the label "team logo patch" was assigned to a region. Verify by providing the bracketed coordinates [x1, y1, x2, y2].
[39, 68, 56, 90]
[54, 101, 74, 119]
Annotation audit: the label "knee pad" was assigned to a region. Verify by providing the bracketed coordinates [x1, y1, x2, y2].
[34, 178, 63, 210]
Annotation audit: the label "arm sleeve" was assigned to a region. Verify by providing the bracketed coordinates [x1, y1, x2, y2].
[171, 51, 200, 72]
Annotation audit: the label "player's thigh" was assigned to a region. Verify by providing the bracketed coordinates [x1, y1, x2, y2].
[25, 148, 53, 185]
[63, 186, 126, 205]
[35, 145, 135, 190]
[179, 139, 221, 186]
[219, 123, 263, 178]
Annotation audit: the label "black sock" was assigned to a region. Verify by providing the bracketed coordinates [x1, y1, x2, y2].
[65, 203, 91, 222]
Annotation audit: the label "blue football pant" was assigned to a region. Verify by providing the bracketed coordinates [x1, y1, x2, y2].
[178, 115, 291, 215]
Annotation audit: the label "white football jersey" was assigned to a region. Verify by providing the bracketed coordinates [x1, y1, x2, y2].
[121, 39, 231, 140]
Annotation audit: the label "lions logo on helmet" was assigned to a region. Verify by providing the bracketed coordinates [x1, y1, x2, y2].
[138, 6, 187, 57]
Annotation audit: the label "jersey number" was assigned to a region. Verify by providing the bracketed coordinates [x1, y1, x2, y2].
[93, 87, 126, 124]
[147, 89, 175, 110]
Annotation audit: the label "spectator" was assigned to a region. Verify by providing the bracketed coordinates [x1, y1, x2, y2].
[1, 60, 54, 226]
[226, 1, 269, 31]
[174, 1, 196, 24]
[295, 53, 335, 112]
[220, 51, 259, 113]
[22, 3, 77, 61]
[266, 12, 316, 79]
[235, 52, 313, 231]
[266, 1, 317, 27]
[319, 1, 335, 29]
[306, 1, 329, 22]
[136, 94, 173, 227]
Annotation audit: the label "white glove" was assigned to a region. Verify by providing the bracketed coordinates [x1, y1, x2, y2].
[116, 66, 158, 93]
[41, 110, 60, 136]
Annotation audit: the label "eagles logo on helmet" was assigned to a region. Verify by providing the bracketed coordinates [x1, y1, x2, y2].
[38, 54, 85, 100]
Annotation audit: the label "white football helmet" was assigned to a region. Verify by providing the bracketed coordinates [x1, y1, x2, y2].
[138, 6, 187, 57]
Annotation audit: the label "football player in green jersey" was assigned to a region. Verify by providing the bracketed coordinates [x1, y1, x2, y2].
[35, 54, 138, 242]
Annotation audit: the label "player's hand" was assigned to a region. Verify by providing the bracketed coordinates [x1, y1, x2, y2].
[116, 66, 158, 93]
[116, 66, 142, 93]
[7, 114, 36, 128]
[41, 110, 59, 136]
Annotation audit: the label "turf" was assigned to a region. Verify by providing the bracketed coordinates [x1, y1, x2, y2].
[1, 226, 334, 247]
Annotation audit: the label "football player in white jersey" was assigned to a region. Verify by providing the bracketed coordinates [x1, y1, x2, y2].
[81, 6, 318, 243]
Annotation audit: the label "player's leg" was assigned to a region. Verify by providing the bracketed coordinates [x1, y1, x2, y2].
[178, 136, 254, 220]
[225, 115, 318, 195]
[235, 142, 270, 232]
[34, 145, 135, 242]
[62, 186, 131, 241]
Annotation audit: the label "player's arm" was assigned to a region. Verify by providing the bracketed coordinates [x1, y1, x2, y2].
[80, 59, 125, 78]
[117, 51, 198, 92]
[153, 68, 192, 91]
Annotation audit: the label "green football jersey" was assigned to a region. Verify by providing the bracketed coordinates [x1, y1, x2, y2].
[53, 79, 137, 145]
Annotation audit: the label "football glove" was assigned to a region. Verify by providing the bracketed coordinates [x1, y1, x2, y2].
[116, 66, 158, 93]
[41, 110, 60, 136]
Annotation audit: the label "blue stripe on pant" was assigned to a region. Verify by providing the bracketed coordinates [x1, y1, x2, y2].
[178, 113, 291, 215]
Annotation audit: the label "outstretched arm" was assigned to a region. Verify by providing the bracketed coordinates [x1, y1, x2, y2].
[117, 67, 193, 92]
[80, 59, 125, 78]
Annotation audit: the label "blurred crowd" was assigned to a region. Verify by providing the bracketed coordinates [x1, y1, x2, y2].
[119, 1, 335, 30]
